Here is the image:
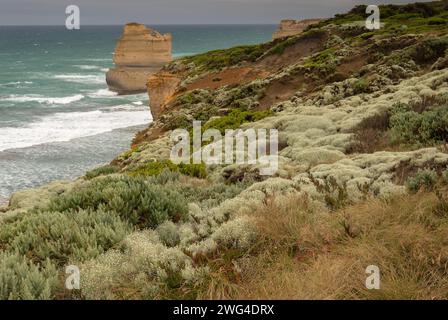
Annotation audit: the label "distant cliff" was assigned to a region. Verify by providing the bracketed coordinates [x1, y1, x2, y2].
[273, 19, 322, 39]
[106, 23, 172, 94]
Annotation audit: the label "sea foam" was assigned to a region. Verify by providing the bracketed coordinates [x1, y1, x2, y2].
[0, 107, 151, 152]
[1, 94, 84, 105]
[88, 88, 118, 98]
[54, 74, 105, 84]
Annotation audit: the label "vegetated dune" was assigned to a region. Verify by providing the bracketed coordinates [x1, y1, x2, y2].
[1, 1, 448, 300]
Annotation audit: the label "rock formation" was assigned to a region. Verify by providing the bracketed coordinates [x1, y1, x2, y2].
[146, 72, 181, 120]
[273, 19, 322, 39]
[106, 23, 172, 94]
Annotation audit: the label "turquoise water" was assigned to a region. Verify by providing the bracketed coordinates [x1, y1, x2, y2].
[0, 25, 276, 201]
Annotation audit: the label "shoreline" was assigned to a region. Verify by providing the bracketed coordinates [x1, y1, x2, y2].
[0, 123, 147, 204]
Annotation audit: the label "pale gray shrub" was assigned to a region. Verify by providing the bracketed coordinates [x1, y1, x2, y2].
[80, 231, 202, 299]
[156, 221, 180, 247]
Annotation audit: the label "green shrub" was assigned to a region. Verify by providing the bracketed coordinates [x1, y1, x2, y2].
[202, 109, 272, 135]
[46, 176, 189, 229]
[304, 48, 338, 75]
[150, 169, 181, 185]
[173, 90, 213, 106]
[390, 104, 448, 146]
[0, 209, 131, 265]
[270, 37, 301, 55]
[389, 104, 421, 143]
[183, 44, 268, 71]
[353, 79, 370, 94]
[0, 252, 58, 300]
[427, 17, 448, 25]
[406, 169, 438, 193]
[128, 160, 207, 179]
[409, 37, 448, 64]
[85, 165, 119, 180]
[164, 114, 193, 130]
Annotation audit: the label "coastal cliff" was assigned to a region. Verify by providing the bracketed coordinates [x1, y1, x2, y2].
[272, 19, 322, 39]
[2, 1, 448, 300]
[106, 23, 172, 94]
[146, 72, 181, 120]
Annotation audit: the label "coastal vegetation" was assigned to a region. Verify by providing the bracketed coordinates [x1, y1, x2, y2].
[1, 1, 448, 300]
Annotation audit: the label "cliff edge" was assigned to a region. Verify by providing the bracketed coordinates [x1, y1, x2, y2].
[106, 23, 172, 94]
[273, 19, 322, 39]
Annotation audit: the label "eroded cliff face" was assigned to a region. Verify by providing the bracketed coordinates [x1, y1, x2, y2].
[273, 19, 322, 39]
[106, 23, 172, 94]
[147, 72, 181, 120]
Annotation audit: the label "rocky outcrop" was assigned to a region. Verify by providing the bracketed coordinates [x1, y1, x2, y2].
[273, 19, 322, 39]
[106, 23, 172, 94]
[147, 72, 181, 120]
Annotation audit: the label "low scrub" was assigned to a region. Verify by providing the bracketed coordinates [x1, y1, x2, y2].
[390, 103, 448, 146]
[85, 165, 119, 180]
[349, 96, 448, 153]
[128, 160, 207, 179]
[46, 176, 189, 229]
[183, 44, 269, 72]
[0, 209, 131, 265]
[406, 169, 440, 193]
[0, 252, 58, 300]
[202, 109, 272, 135]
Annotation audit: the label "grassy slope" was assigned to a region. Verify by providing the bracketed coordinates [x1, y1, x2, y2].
[1, 1, 448, 300]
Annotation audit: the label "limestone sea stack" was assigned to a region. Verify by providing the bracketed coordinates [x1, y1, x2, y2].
[106, 23, 172, 94]
[273, 19, 322, 39]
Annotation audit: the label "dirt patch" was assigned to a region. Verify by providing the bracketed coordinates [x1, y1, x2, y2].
[258, 31, 328, 72]
[335, 53, 368, 78]
[259, 50, 368, 110]
[186, 66, 268, 91]
[259, 73, 309, 109]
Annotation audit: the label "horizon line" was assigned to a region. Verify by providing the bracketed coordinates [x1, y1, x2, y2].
[0, 23, 283, 27]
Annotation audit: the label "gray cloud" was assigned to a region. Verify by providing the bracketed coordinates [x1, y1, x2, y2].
[0, 0, 432, 25]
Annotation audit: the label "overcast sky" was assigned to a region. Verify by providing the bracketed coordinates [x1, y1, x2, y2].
[0, 0, 432, 25]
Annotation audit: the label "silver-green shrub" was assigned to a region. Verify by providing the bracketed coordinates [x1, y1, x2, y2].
[0, 252, 58, 300]
[156, 221, 180, 247]
[46, 176, 188, 229]
[0, 209, 131, 265]
[406, 169, 438, 193]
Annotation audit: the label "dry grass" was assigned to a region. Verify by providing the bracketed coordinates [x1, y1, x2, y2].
[207, 190, 448, 300]
[347, 112, 403, 154]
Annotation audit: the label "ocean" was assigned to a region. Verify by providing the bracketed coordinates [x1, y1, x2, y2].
[0, 25, 276, 202]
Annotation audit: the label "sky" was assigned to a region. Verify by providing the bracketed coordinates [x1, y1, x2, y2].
[0, 0, 433, 25]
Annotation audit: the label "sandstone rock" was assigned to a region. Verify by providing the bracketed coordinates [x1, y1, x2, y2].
[147, 72, 182, 120]
[273, 19, 322, 40]
[106, 23, 172, 94]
